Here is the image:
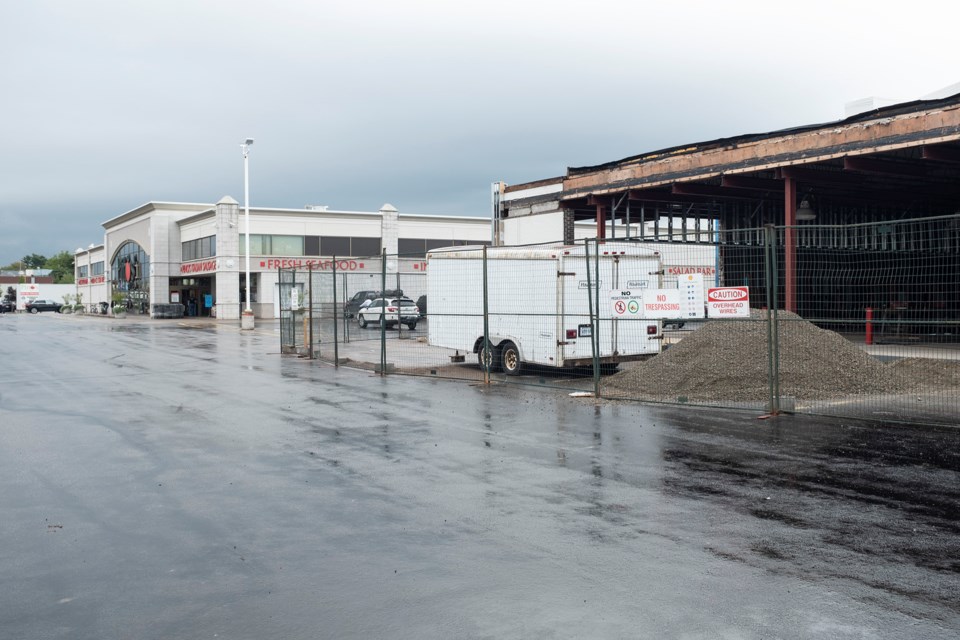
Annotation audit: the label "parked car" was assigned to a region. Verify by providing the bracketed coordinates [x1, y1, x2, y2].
[343, 289, 403, 318]
[357, 297, 420, 330]
[416, 294, 427, 317]
[0, 299, 14, 313]
[25, 299, 63, 313]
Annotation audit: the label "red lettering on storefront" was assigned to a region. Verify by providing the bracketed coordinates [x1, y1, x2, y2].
[667, 266, 716, 276]
[258, 259, 367, 271]
[180, 260, 218, 274]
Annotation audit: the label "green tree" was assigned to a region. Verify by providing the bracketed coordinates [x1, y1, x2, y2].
[21, 253, 47, 269]
[44, 250, 75, 284]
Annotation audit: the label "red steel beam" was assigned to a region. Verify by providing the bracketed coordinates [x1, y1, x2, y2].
[780, 166, 865, 186]
[843, 156, 928, 177]
[672, 183, 775, 200]
[921, 145, 960, 163]
[627, 189, 723, 204]
[721, 175, 784, 191]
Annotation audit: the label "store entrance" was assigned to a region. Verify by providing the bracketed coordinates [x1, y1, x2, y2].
[170, 276, 214, 317]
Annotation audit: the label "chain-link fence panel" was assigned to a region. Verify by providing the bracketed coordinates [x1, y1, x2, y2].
[279, 219, 959, 426]
[598, 229, 777, 410]
[773, 215, 960, 424]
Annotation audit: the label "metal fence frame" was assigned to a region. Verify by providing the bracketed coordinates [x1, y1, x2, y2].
[278, 216, 960, 426]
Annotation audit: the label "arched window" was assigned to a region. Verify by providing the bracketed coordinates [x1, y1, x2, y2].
[111, 241, 150, 309]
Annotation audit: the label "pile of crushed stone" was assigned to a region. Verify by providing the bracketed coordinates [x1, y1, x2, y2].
[604, 310, 960, 402]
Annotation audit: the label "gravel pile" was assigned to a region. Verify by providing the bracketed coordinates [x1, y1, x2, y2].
[604, 310, 960, 402]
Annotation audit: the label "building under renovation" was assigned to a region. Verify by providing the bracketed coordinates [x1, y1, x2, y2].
[496, 92, 960, 333]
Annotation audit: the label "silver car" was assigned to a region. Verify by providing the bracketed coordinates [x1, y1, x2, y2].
[357, 297, 420, 330]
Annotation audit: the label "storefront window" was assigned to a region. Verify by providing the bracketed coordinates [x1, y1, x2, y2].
[271, 235, 303, 255]
[182, 235, 216, 261]
[111, 241, 150, 312]
[239, 234, 303, 256]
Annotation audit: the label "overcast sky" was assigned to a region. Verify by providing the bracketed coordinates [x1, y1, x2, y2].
[1, 0, 957, 265]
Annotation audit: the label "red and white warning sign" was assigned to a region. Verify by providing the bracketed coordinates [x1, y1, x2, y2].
[707, 287, 750, 318]
[640, 289, 682, 319]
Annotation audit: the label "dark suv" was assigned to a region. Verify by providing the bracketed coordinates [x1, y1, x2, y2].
[343, 289, 402, 318]
[25, 299, 63, 313]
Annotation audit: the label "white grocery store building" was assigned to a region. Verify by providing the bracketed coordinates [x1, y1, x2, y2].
[75, 198, 491, 319]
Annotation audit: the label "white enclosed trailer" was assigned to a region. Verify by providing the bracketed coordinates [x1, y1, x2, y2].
[427, 242, 663, 374]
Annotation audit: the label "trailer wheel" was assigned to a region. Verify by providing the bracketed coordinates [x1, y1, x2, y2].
[477, 343, 500, 372]
[500, 342, 521, 376]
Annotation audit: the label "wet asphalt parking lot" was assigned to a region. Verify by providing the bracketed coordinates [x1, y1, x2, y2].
[1, 313, 958, 639]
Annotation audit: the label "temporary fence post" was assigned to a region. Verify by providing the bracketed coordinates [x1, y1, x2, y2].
[332, 256, 339, 366]
[771, 227, 781, 408]
[343, 269, 350, 343]
[277, 265, 282, 349]
[865, 307, 873, 346]
[594, 237, 601, 398]
[584, 239, 600, 398]
[482, 245, 490, 384]
[763, 224, 780, 415]
[396, 259, 403, 339]
[308, 263, 314, 359]
[380, 249, 387, 376]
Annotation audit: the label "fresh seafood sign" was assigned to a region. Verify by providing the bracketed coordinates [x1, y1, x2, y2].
[706, 287, 750, 318]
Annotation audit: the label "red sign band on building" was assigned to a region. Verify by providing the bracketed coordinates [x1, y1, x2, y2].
[667, 266, 717, 276]
[180, 260, 218, 274]
[259, 259, 365, 271]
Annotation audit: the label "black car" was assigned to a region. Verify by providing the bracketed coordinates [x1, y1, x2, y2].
[25, 299, 63, 313]
[416, 295, 427, 317]
[0, 299, 14, 313]
[343, 289, 403, 318]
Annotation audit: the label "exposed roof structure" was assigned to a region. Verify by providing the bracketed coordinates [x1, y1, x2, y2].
[504, 91, 960, 228]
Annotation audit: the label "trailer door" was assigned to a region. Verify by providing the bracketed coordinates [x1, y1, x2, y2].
[558, 254, 604, 364]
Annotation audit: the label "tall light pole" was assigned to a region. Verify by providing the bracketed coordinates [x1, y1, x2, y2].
[241, 138, 255, 329]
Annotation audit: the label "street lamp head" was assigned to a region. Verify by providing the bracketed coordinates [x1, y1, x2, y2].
[244, 138, 254, 146]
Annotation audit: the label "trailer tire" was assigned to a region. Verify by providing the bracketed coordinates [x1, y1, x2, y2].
[501, 342, 521, 376]
[477, 343, 500, 372]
